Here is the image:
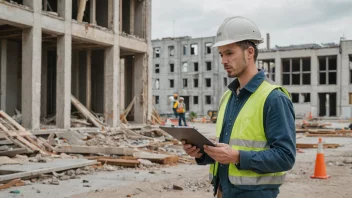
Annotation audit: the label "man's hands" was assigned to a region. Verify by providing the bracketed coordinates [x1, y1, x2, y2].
[182, 141, 203, 158]
[204, 143, 240, 164]
[182, 141, 240, 164]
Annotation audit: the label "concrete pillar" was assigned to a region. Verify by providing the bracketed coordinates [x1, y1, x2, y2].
[7, 42, 19, 116]
[1, 40, 7, 112]
[274, 52, 282, 85]
[90, 0, 96, 25]
[104, 0, 119, 127]
[130, 0, 135, 35]
[41, 46, 48, 118]
[22, 0, 42, 129]
[56, 0, 72, 129]
[134, 53, 147, 123]
[311, 52, 318, 117]
[86, 50, 92, 110]
[146, 0, 152, 121]
[119, 0, 123, 32]
[108, 0, 114, 30]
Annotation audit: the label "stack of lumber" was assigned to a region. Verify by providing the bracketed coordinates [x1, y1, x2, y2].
[0, 110, 53, 157]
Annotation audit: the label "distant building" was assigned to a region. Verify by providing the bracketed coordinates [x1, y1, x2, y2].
[152, 36, 352, 118]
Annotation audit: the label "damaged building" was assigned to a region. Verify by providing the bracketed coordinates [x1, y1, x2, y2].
[0, 0, 153, 130]
[152, 36, 352, 118]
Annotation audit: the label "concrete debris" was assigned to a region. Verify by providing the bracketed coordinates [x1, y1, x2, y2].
[172, 184, 183, 191]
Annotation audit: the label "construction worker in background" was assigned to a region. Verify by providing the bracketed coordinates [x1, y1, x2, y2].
[177, 97, 187, 126]
[172, 94, 179, 118]
[182, 16, 296, 198]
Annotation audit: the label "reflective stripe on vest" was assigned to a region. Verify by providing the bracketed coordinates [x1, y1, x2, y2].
[229, 174, 286, 185]
[216, 138, 268, 148]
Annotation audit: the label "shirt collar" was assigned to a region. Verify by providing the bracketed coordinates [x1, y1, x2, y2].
[227, 69, 265, 93]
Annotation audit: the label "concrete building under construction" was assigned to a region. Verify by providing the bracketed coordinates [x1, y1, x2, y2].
[152, 36, 352, 119]
[0, 0, 152, 130]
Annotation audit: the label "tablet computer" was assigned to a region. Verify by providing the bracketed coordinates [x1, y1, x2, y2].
[159, 126, 216, 153]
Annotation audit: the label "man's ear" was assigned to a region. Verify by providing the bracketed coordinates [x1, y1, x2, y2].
[247, 47, 255, 60]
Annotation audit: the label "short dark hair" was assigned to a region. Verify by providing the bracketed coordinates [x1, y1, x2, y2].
[236, 40, 258, 61]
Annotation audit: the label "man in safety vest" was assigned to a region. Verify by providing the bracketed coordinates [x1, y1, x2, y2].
[182, 16, 296, 198]
[177, 97, 187, 126]
[172, 94, 179, 118]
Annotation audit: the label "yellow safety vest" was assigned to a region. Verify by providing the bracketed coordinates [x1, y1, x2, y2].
[209, 80, 290, 185]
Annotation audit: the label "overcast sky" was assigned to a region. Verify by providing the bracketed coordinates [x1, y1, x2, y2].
[151, 0, 352, 48]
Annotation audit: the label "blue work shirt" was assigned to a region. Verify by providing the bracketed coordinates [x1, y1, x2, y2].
[196, 70, 296, 198]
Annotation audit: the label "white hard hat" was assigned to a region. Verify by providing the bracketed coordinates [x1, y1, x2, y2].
[212, 16, 263, 48]
[179, 97, 184, 101]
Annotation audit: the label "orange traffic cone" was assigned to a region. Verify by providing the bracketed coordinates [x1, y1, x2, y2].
[311, 138, 330, 179]
[308, 112, 313, 120]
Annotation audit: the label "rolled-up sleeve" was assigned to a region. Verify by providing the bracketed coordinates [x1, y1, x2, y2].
[237, 90, 296, 173]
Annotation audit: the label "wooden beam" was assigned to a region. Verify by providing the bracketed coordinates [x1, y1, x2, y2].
[77, 0, 88, 23]
[86, 50, 92, 110]
[133, 152, 179, 165]
[97, 158, 139, 167]
[55, 146, 136, 156]
[296, 143, 340, 149]
[0, 179, 24, 190]
[0, 110, 26, 131]
[71, 95, 104, 130]
[0, 148, 27, 157]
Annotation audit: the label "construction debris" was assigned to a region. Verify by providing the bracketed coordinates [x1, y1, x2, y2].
[296, 143, 340, 149]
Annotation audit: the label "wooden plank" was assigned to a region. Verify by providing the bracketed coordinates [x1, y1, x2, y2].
[308, 129, 337, 134]
[7, 137, 32, 152]
[0, 110, 26, 131]
[15, 136, 47, 155]
[71, 95, 104, 130]
[77, 0, 88, 23]
[306, 134, 352, 138]
[0, 121, 9, 132]
[133, 152, 179, 165]
[0, 159, 98, 184]
[0, 179, 24, 190]
[38, 137, 55, 152]
[55, 146, 136, 156]
[97, 158, 139, 167]
[5, 131, 32, 137]
[86, 50, 92, 110]
[0, 148, 27, 157]
[0, 140, 13, 145]
[296, 143, 340, 149]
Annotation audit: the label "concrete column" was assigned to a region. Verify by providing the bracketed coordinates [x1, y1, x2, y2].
[274, 52, 282, 84]
[311, 52, 318, 117]
[1, 40, 7, 112]
[119, 0, 123, 32]
[104, 0, 119, 127]
[40, 46, 47, 118]
[56, 0, 72, 129]
[130, 0, 135, 35]
[108, 0, 115, 30]
[134, 53, 147, 123]
[104, 46, 119, 127]
[86, 50, 92, 110]
[146, 0, 152, 121]
[90, 0, 96, 25]
[22, 0, 42, 129]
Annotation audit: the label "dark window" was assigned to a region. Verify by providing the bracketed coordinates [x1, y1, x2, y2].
[183, 45, 187, 55]
[191, 44, 198, 55]
[292, 74, 300, 85]
[320, 72, 326, 84]
[291, 93, 299, 103]
[206, 62, 212, 71]
[193, 96, 199, 104]
[170, 64, 174, 72]
[155, 64, 159, 73]
[328, 56, 337, 70]
[194, 79, 199, 88]
[302, 93, 310, 103]
[205, 95, 211, 104]
[302, 58, 311, 71]
[282, 59, 290, 72]
[328, 72, 337, 84]
[169, 79, 174, 88]
[168, 46, 175, 56]
[155, 96, 159, 104]
[319, 58, 326, 71]
[205, 43, 212, 54]
[283, 74, 290, 85]
[303, 73, 311, 85]
[183, 79, 188, 87]
[205, 78, 211, 87]
[292, 58, 300, 72]
[154, 48, 160, 58]
[194, 62, 199, 72]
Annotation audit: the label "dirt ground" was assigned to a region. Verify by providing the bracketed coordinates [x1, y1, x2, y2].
[1, 122, 352, 198]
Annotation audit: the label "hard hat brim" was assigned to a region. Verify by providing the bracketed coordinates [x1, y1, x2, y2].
[212, 39, 264, 48]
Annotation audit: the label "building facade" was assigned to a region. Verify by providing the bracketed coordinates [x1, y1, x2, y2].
[0, 0, 152, 129]
[152, 36, 352, 119]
